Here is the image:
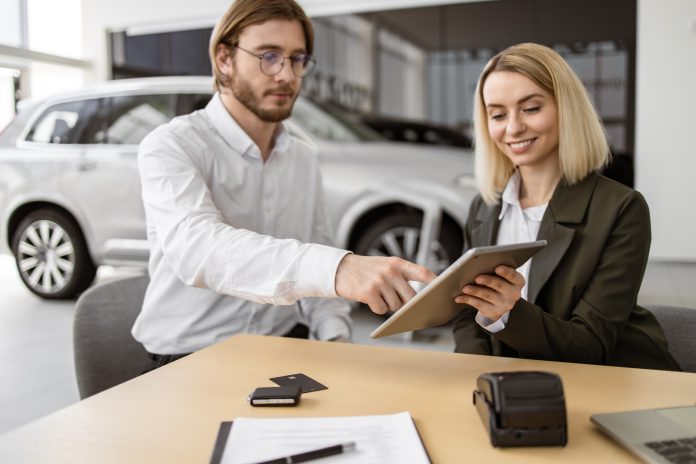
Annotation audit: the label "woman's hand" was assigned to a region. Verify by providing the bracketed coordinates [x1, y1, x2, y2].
[454, 265, 525, 322]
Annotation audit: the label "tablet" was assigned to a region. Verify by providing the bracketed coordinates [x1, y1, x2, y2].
[370, 240, 547, 338]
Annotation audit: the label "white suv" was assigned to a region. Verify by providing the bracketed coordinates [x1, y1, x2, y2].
[0, 76, 476, 299]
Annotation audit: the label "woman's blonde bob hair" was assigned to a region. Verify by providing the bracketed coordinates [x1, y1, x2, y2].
[209, 0, 314, 92]
[473, 43, 610, 205]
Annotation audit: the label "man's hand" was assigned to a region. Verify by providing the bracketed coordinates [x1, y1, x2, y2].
[335, 254, 436, 315]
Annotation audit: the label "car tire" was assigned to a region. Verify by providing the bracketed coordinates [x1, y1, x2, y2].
[11, 208, 97, 299]
[353, 212, 462, 275]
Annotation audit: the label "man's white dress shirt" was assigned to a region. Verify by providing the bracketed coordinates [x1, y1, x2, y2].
[132, 93, 351, 354]
[475, 170, 548, 333]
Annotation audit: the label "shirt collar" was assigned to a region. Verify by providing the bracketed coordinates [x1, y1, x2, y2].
[498, 169, 521, 220]
[205, 92, 291, 160]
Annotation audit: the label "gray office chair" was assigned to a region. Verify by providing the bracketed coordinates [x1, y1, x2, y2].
[73, 274, 153, 399]
[644, 304, 696, 373]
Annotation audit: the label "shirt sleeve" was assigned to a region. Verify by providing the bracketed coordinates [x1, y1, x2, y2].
[305, 164, 352, 289]
[138, 126, 348, 305]
[299, 167, 353, 341]
[475, 311, 510, 333]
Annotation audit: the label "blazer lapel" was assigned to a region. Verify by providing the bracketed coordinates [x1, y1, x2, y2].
[470, 202, 501, 247]
[527, 173, 599, 303]
[527, 220, 574, 303]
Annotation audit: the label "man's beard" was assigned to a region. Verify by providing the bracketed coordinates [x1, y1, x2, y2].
[228, 72, 297, 123]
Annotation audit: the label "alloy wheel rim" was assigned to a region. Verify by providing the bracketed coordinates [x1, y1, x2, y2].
[17, 219, 75, 294]
[366, 226, 450, 274]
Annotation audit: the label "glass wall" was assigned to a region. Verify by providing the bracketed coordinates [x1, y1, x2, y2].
[26, 0, 82, 58]
[309, 15, 374, 112]
[0, 0, 23, 48]
[0, 0, 85, 126]
[427, 41, 629, 153]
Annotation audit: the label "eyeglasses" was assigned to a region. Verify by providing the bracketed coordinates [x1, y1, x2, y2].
[235, 45, 316, 77]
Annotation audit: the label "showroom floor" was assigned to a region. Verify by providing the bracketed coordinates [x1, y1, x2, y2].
[1, 254, 695, 436]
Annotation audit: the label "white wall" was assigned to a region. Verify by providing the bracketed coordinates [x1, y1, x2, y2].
[636, 0, 696, 261]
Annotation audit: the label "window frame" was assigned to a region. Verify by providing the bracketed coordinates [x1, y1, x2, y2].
[17, 89, 213, 149]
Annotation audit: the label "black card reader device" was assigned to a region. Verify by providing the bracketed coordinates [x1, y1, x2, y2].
[473, 371, 568, 447]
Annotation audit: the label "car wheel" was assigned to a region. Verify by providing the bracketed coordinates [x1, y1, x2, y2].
[11, 208, 97, 299]
[353, 212, 462, 275]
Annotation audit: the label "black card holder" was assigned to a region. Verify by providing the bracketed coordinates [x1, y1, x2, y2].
[248, 385, 302, 406]
[473, 371, 568, 447]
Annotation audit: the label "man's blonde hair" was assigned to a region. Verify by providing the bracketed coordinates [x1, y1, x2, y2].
[209, 0, 314, 92]
[473, 42, 610, 205]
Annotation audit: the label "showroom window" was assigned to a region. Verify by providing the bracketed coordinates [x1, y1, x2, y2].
[1, 0, 87, 125]
[26, 0, 82, 58]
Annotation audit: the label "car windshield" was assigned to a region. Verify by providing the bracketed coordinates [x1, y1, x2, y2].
[291, 98, 385, 143]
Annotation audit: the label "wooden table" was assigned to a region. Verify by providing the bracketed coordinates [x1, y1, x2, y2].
[0, 334, 694, 463]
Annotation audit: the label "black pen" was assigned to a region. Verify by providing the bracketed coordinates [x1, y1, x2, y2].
[253, 441, 357, 464]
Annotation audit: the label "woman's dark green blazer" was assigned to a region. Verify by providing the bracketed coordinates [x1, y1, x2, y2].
[453, 172, 680, 370]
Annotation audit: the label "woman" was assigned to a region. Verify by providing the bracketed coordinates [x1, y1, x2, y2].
[453, 43, 679, 370]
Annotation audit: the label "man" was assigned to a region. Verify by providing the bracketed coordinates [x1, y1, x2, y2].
[133, 0, 435, 366]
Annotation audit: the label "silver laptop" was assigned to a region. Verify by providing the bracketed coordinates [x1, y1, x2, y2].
[591, 405, 696, 463]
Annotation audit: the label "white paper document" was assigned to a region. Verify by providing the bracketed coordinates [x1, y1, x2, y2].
[220, 411, 430, 464]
